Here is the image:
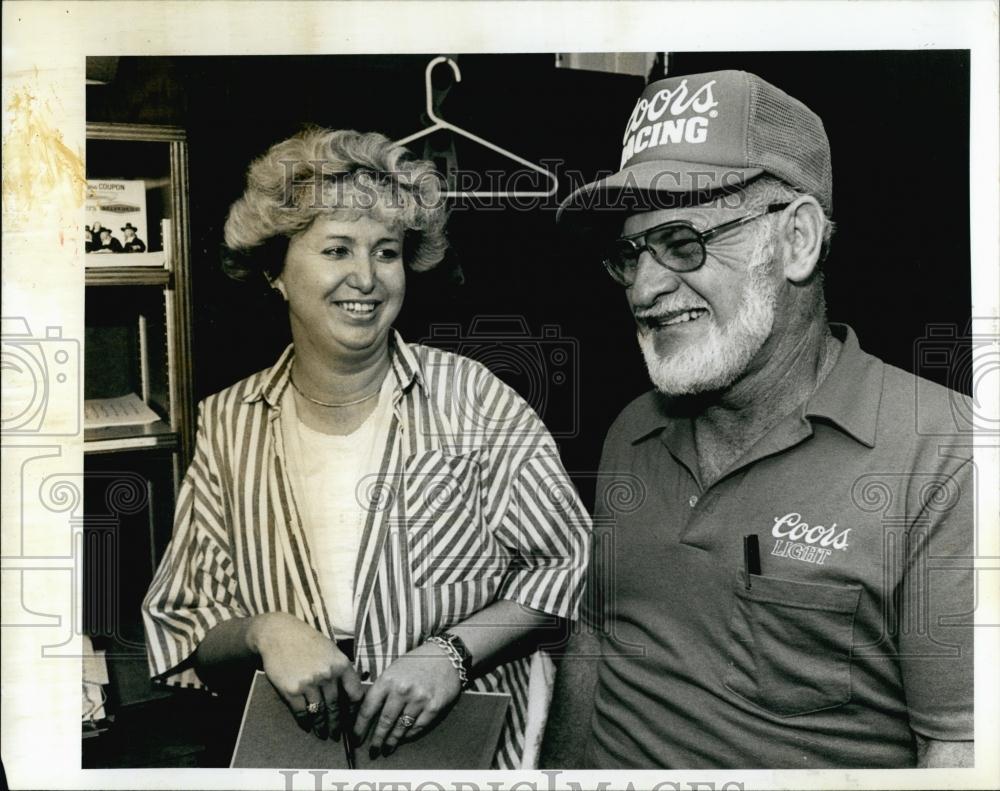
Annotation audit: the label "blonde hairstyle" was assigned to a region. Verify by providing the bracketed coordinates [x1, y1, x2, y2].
[222, 127, 448, 280]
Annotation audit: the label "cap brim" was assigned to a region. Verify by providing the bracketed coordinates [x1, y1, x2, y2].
[556, 160, 764, 222]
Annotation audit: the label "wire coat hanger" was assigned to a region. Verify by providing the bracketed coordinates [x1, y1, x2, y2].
[396, 57, 559, 199]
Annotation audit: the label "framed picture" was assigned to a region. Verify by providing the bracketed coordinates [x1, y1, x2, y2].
[85, 179, 148, 255]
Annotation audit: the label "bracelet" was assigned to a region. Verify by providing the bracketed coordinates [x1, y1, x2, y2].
[426, 635, 470, 688]
[438, 631, 473, 676]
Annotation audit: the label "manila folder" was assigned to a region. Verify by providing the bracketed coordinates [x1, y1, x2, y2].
[231, 671, 510, 769]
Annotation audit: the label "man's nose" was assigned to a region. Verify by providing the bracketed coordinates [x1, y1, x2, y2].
[629, 249, 681, 307]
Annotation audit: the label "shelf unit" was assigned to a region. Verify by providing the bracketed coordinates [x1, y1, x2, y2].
[86, 267, 173, 288]
[84, 122, 194, 466]
[83, 123, 196, 760]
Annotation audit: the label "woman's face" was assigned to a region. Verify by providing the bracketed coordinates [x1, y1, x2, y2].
[275, 214, 405, 363]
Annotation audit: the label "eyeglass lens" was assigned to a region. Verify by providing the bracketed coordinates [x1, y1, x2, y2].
[609, 225, 705, 283]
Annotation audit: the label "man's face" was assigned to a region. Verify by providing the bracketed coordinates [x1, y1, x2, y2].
[622, 204, 782, 396]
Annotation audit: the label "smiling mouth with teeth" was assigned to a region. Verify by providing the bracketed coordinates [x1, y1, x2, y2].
[647, 308, 709, 328]
[334, 301, 379, 315]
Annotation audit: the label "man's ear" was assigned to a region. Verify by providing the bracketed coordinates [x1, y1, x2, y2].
[780, 195, 825, 283]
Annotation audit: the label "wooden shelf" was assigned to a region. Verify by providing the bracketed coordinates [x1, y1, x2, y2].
[87, 122, 186, 143]
[84, 419, 178, 454]
[86, 267, 171, 287]
[83, 122, 195, 767]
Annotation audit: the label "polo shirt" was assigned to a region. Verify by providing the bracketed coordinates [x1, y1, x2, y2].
[582, 323, 975, 768]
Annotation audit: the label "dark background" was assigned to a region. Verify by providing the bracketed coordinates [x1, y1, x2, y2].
[87, 51, 972, 508]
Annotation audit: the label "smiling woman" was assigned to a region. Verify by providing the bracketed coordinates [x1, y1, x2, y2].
[275, 214, 407, 415]
[141, 128, 591, 769]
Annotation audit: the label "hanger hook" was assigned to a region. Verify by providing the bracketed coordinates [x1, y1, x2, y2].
[424, 56, 461, 124]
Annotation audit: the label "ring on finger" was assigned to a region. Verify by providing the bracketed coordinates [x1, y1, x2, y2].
[398, 714, 416, 729]
[306, 701, 322, 715]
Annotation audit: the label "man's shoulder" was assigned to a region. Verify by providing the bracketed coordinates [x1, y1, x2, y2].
[877, 358, 974, 441]
[604, 389, 668, 446]
[845, 350, 976, 475]
[831, 325, 974, 460]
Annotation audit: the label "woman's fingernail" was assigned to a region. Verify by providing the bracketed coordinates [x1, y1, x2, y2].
[369, 746, 380, 760]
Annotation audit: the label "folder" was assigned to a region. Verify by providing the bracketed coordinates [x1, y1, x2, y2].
[231, 671, 510, 769]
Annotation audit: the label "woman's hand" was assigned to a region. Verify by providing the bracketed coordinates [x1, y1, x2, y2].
[353, 641, 463, 757]
[248, 612, 364, 740]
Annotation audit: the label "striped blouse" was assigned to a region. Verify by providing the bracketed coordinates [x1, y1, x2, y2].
[141, 331, 591, 768]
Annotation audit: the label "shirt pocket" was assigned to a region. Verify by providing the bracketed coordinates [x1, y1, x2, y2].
[722, 573, 862, 717]
[403, 449, 500, 588]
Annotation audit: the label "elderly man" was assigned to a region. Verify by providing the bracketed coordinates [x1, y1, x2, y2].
[94, 226, 124, 253]
[542, 70, 974, 769]
[121, 222, 147, 252]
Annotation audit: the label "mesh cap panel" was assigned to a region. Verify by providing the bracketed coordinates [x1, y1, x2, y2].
[746, 73, 833, 214]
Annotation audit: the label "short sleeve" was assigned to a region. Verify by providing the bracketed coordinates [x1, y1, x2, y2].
[492, 447, 592, 620]
[141, 404, 247, 689]
[898, 457, 975, 740]
[474, 372, 591, 621]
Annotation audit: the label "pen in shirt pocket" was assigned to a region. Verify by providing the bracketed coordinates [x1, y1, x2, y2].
[743, 534, 761, 589]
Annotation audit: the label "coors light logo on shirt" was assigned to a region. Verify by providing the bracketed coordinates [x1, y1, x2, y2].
[620, 78, 719, 168]
[769, 511, 851, 566]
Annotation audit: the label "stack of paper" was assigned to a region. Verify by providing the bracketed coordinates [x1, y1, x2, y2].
[84, 393, 160, 429]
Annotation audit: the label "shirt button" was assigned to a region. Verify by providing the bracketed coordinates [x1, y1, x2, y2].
[689, 495, 699, 507]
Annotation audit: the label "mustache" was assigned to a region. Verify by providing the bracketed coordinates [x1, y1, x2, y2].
[634, 303, 710, 324]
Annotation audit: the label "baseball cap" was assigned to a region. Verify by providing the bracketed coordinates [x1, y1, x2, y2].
[557, 69, 832, 219]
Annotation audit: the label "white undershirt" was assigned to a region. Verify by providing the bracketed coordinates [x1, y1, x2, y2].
[281, 374, 394, 638]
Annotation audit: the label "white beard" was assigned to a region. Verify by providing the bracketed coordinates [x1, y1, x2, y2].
[637, 232, 780, 397]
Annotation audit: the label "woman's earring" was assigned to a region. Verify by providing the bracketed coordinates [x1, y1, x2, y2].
[266, 275, 288, 301]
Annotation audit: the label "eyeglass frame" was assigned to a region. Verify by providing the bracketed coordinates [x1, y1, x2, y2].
[604, 202, 791, 286]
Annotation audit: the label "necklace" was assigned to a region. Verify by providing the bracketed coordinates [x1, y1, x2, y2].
[289, 374, 380, 408]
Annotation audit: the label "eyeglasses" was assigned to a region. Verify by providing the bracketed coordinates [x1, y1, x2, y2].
[603, 203, 791, 287]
